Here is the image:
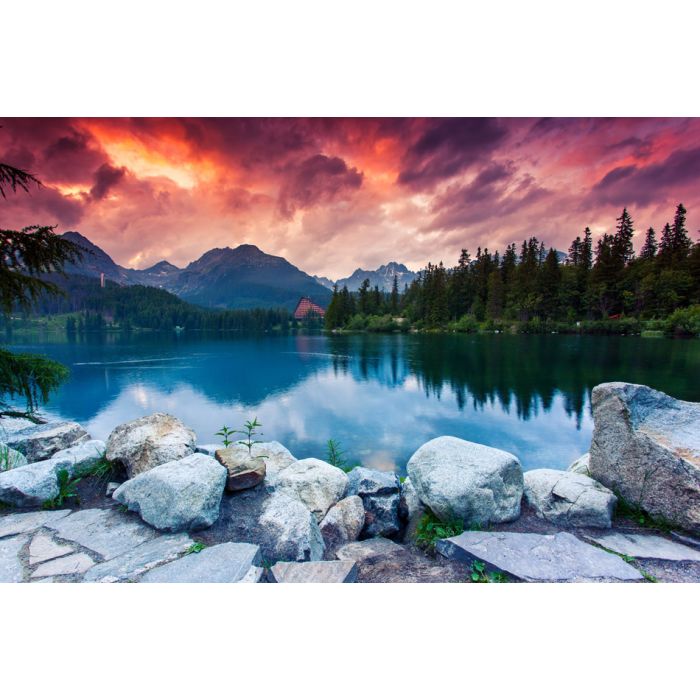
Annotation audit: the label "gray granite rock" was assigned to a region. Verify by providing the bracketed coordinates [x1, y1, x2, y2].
[586, 532, 700, 562]
[0, 443, 28, 470]
[0, 416, 35, 435]
[269, 560, 358, 583]
[31, 552, 95, 578]
[50, 507, 158, 560]
[258, 491, 325, 561]
[105, 482, 120, 497]
[407, 436, 523, 527]
[0, 459, 60, 507]
[0, 509, 71, 538]
[28, 533, 74, 565]
[335, 537, 405, 562]
[5, 421, 90, 462]
[83, 533, 194, 582]
[589, 382, 700, 534]
[113, 453, 226, 532]
[277, 458, 348, 521]
[347, 467, 401, 538]
[567, 453, 591, 476]
[0, 534, 28, 582]
[106, 413, 196, 478]
[436, 531, 643, 582]
[320, 495, 365, 553]
[524, 468, 617, 528]
[50, 440, 106, 476]
[141, 542, 261, 583]
[399, 476, 427, 543]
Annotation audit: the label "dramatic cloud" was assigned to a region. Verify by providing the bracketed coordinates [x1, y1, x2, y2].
[591, 146, 700, 207]
[278, 154, 363, 218]
[0, 117, 699, 278]
[90, 163, 127, 200]
[398, 118, 507, 189]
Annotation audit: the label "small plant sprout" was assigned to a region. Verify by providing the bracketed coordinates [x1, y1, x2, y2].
[414, 510, 464, 551]
[43, 469, 81, 509]
[470, 560, 507, 583]
[237, 417, 263, 455]
[187, 542, 206, 554]
[215, 425, 235, 448]
[326, 438, 347, 469]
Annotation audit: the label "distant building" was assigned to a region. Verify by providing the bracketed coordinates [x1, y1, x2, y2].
[293, 296, 325, 320]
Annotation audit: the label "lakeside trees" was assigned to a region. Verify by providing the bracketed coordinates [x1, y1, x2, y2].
[326, 204, 700, 334]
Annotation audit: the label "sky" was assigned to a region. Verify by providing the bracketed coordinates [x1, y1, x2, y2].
[1, 117, 699, 279]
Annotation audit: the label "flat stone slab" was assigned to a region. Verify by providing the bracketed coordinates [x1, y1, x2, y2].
[49, 508, 158, 560]
[335, 537, 405, 562]
[269, 560, 358, 583]
[0, 509, 71, 538]
[586, 532, 700, 562]
[83, 533, 194, 582]
[237, 566, 265, 583]
[29, 533, 74, 565]
[0, 534, 28, 582]
[31, 553, 95, 578]
[141, 542, 261, 583]
[437, 531, 644, 582]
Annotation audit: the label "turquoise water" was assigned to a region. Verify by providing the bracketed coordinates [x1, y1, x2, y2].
[6, 332, 700, 474]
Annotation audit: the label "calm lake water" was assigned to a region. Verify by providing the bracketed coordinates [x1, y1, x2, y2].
[6, 332, 700, 474]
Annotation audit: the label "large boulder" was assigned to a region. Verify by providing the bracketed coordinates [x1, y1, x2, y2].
[0, 439, 106, 507]
[112, 453, 226, 532]
[276, 458, 347, 522]
[215, 449, 266, 492]
[0, 444, 28, 471]
[50, 440, 106, 476]
[407, 436, 523, 526]
[0, 459, 60, 507]
[199, 441, 295, 485]
[567, 453, 591, 476]
[319, 495, 365, 553]
[347, 467, 401, 538]
[524, 468, 617, 528]
[258, 491, 325, 562]
[589, 382, 700, 534]
[106, 413, 196, 478]
[399, 476, 427, 543]
[5, 421, 89, 462]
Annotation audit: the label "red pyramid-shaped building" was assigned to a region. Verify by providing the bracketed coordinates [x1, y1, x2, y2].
[293, 296, 325, 319]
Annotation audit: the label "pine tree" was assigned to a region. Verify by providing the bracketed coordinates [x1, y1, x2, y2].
[0, 160, 83, 418]
[390, 274, 399, 315]
[639, 227, 657, 260]
[612, 207, 635, 267]
[671, 203, 691, 261]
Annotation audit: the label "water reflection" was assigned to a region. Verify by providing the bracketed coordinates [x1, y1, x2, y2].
[7, 331, 699, 474]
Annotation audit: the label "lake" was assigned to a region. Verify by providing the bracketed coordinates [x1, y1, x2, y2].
[5, 331, 700, 475]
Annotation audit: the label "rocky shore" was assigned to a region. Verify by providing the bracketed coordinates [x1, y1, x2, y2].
[1, 381, 699, 583]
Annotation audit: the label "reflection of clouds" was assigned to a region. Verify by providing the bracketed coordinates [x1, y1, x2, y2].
[76, 366, 591, 475]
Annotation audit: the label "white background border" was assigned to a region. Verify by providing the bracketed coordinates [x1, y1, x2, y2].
[2, 1, 699, 697]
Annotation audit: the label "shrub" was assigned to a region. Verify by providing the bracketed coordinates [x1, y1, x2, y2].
[414, 510, 464, 551]
[665, 305, 700, 337]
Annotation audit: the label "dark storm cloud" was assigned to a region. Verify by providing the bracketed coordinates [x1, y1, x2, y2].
[90, 163, 127, 200]
[397, 118, 508, 190]
[427, 161, 549, 231]
[278, 154, 363, 218]
[591, 146, 700, 206]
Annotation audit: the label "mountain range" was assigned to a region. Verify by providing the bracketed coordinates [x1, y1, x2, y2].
[62, 232, 332, 311]
[60, 233, 415, 311]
